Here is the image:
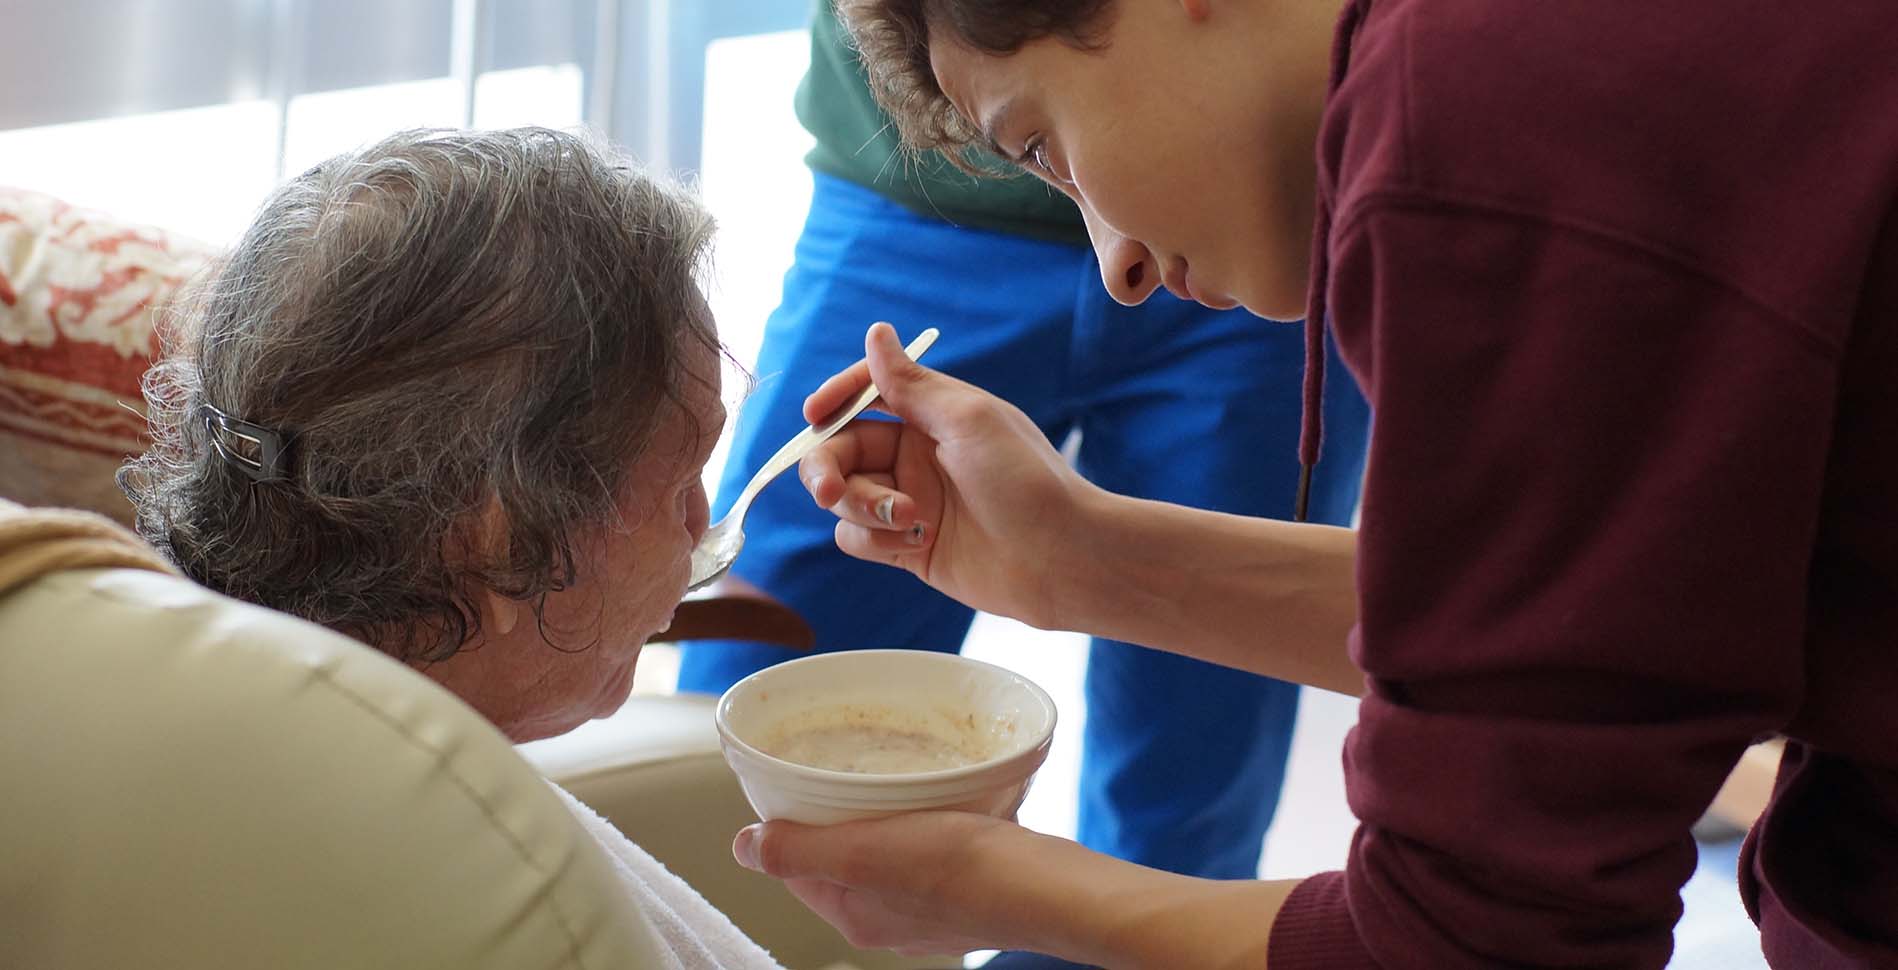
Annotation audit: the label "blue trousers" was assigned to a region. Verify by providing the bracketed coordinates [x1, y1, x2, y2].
[678, 174, 1370, 880]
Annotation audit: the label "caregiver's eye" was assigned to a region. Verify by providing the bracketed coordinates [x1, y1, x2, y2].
[1025, 138, 1053, 174]
[1025, 138, 1072, 187]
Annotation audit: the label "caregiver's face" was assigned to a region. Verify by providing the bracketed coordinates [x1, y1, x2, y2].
[927, 0, 1333, 320]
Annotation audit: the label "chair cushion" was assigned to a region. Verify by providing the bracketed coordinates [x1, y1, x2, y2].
[0, 187, 215, 521]
[0, 565, 672, 969]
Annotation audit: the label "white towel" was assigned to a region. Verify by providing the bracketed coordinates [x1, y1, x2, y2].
[549, 783, 786, 970]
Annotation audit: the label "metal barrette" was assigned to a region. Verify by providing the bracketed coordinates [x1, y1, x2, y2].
[199, 402, 292, 483]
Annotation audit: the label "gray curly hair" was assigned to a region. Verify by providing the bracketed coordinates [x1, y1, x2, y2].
[120, 127, 719, 663]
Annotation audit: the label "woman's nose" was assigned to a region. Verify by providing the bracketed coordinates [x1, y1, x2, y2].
[1080, 206, 1161, 306]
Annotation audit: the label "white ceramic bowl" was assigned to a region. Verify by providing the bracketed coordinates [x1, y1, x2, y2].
[715, 650, 1058, 825]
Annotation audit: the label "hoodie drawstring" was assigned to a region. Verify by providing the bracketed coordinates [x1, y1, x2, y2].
[1295, 0, 1367, 523]
[1296, 192, 1333, 524]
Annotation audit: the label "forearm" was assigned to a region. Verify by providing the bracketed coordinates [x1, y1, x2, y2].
[1003, 826, 1301, 970]
[1050, 488, 1364, 696]
[1074, 870, 1303, 970]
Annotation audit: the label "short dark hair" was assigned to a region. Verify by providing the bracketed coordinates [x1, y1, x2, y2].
[837, 0, 1115, 165]
[121, 127, 718, 663]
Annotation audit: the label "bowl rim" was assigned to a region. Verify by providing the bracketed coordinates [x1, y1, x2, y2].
[713, 649, 1059, 787]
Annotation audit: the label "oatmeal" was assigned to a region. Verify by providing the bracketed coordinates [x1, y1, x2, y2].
[758, 702, 1015, 774]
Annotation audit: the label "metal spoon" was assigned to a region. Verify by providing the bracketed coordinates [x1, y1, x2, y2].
[686, 327, 940, 593]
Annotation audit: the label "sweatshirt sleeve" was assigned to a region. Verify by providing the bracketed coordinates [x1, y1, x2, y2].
[1267, 196, 1839, 970]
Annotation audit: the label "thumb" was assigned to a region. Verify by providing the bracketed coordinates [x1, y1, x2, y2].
[734, 820, 859, 882]
[861, 322, 966, 442]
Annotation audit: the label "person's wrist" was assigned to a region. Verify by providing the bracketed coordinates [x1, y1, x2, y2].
[1038, 481, 1131, 633]
[992, 827, 1160, 962]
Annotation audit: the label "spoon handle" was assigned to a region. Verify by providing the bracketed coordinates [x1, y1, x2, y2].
[728, 327, 940, 517]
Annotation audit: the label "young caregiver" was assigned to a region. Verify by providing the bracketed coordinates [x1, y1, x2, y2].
[677, 15, 1369, 970]
[726, 1, 1898, 968]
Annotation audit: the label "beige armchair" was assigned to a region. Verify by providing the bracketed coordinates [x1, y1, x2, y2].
[0, 556, 940, 969]
[0, 562, 674, 969]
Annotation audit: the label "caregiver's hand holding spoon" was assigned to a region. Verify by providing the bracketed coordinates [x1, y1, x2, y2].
[798, 322, 1365, 697]
[796, 322, 1106, 632]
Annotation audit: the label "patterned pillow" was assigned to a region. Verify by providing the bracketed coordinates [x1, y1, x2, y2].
[0, 187, 216, 523]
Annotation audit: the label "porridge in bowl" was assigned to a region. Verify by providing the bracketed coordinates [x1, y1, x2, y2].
[759, 702, 1019, 774]
[715, 650, 1058, 824]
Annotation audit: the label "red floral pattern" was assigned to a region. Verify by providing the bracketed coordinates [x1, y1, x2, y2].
[1, 187, 217, 518]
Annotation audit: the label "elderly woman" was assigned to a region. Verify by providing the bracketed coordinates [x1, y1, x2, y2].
[120, 127, 778, 970]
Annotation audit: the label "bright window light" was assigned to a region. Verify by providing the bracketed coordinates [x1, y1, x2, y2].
[0, 100, 279, 246]
[474, 64, 585, 131]
[280, 77, 465, 176]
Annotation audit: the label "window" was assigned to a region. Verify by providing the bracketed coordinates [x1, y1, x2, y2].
[9, 2, 612, 231]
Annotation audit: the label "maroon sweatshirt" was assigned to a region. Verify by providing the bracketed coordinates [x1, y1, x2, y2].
[1269, 2, 1898, 968]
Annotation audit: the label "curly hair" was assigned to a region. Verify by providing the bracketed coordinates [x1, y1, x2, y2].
[836, 0, 1116, 170]
[120, 127, 718, 663]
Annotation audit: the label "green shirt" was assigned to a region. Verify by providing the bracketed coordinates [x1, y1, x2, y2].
[796, 2, 1091, 247]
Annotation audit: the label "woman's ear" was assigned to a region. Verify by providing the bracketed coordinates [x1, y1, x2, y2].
[483, 587, 520, 636]
[470, 495, 518, 637]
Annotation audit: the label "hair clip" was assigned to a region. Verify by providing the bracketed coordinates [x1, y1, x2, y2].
[199, 402, 292, 483]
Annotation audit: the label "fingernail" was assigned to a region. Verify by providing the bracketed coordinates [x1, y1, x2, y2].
[733, 825, 762, 871]
[906, 523, 927, 545]
[875, 494, 895, 525]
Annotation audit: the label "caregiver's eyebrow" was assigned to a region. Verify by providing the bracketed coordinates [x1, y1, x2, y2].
[980, 100, 1025, 164]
